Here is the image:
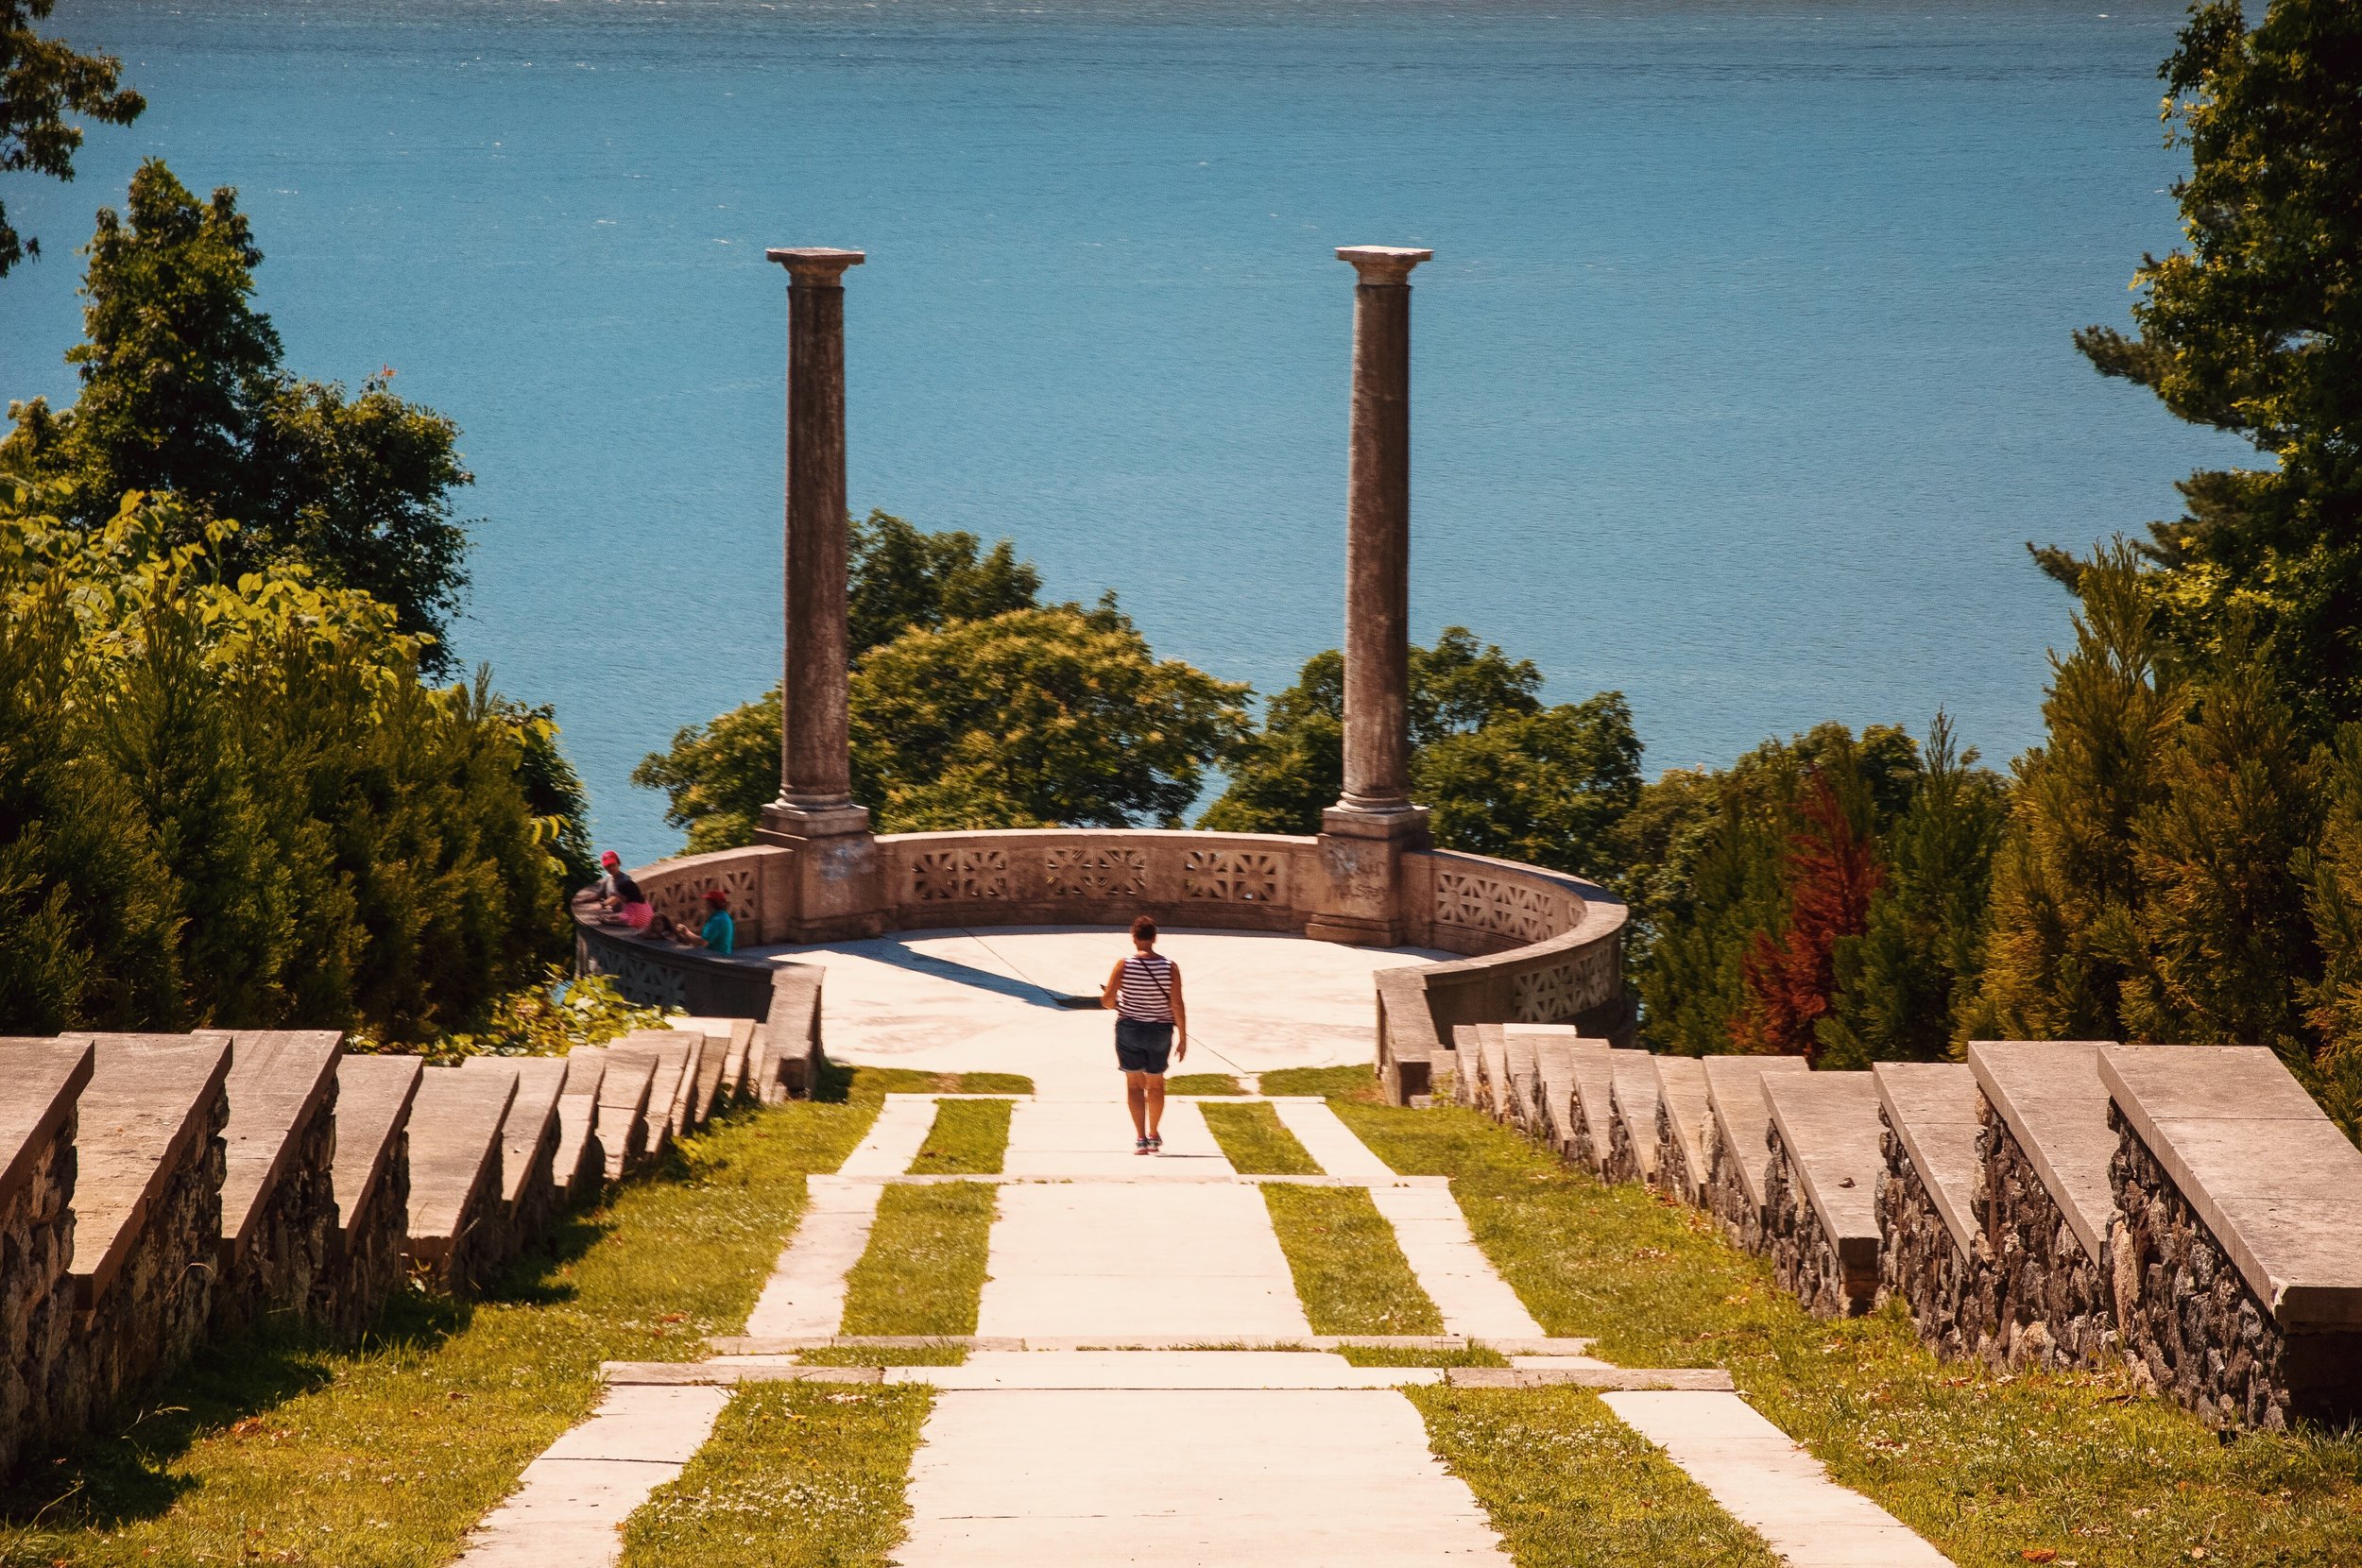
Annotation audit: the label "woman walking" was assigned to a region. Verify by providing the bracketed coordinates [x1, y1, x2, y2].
[1101, 916, 1186, 1154]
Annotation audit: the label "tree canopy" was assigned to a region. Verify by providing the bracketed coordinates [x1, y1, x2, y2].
[0, 0, 143, 277]
[2, 160, 472, 661]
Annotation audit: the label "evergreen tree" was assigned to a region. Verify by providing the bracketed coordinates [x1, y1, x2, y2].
[2301, 726, 2362, 1131]
[0, 0, 144, 275]
[1735, 769, 1886, 1062]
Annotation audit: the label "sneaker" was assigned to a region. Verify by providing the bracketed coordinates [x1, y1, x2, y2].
[1148, 1134, 1163, 1152]
[1135, 1137, 1153, 1155]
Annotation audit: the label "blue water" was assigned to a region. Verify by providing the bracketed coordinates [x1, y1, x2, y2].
[2, 0, 2235, 865]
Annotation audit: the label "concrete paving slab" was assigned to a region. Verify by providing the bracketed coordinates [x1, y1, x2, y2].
[1704, 1055, 1808, 1215]
[1269, 1098, 1395, 1179]
[744, 1177, 884, 1338]
[896, 1387, 1507, 1565]
[454, 1385, 731, 1568]
[978, 1182, 1308, 1339]
[1602, 1390, 1952, 1566]
[841, 1093, 941, 1176]
[885, 1351, 1439, 1389]
[217, 1031, 341, 1259]
[1967, 1041, 2116, 1259]
[1002, 1096, 1229, 1177]
[1873, 1062, 1983, 1256]
[1365, 1185, 1544, 1338]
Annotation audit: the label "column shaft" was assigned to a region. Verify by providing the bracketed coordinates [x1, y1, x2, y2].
[783, 274, 852, 806]
[1342, 278, 1414, 810]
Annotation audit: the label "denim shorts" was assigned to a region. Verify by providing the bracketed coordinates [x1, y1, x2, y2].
[1115, 1015, 1174, 1074]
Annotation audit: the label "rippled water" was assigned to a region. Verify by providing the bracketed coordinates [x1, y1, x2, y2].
[2, 0, 2234, 862]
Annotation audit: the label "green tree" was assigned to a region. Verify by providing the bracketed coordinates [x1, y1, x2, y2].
[2052, 0, 2362, 730]
[848, 508, 1040, 657]
[2, 160, 472, 659]
[0, 0, 143, 276]
[2302, 726, 2362, 1131]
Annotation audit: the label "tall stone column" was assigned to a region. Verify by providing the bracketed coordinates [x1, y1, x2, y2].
[1307, 246, 1433, 948]
[756, 247, 885, 939]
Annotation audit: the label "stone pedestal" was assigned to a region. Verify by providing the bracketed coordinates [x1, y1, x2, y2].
[1306, 804, 1429, 946]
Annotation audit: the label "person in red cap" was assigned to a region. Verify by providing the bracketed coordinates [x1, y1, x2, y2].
[676, 887, 736, 954]
[591, 850, 654, 930]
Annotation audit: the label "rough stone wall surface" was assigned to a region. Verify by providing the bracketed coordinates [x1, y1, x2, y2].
[328, 1129, 411, 1341]
[431, 1148, 508, 1296]
[1762, 1130, 1869, 1319]
[1876, 1118, 1981, 1356]
[1703, 1135, 1764, 1253]
[1975, 1105, 2113, 1372]
[212, 1087, 340, 1342]
[1652, 1097, 1698, 1202]
[2109, 1109, 2362, 1430]
[0, 1116, 76, 1474]
[45, 1082, 229, 1441]
[504, 1113, 564, 1267]
[1602, 1101, 1645, 1186]
[1569, 1109, 1607, 1175]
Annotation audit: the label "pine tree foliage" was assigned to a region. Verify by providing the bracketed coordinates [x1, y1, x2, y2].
[1734, 772, 1886, 1062]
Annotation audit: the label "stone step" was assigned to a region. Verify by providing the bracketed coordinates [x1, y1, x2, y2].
[1499, 1025, 1539, 1132]
[2101, 1043, 2362, 1428]
[1872, 1061, 1983, 1360]
[328, 1053, 422, 1338]
[1515, 1026, 1583, 1157]
[52, 1033, 235, 1438]
[1966, 1040, 2120, 1371]
[552, 1049, 608, 1205]
[667, 1030, 710, 1134]
[1565, 1035, 1617, 1173]
[213, 1031, 343, 1338]
[1702, 1054, 1807, 1250]
[0, 1038, 94, 1474]
[668, 1015, 746, 1119]
[585, 1046, 659, 1180]
[1603, 1048, 1661, 1185]
[1651, 1054, 1712, 1204]
[608, 1031, 693, 1160]
[403, 1063, 517, 1293]
[461, 1056, 567, 1258]
[1762, 1071, 1883, 1318]
[762, 964, 827, 1099]
[1449, 1022, 1506, 1119]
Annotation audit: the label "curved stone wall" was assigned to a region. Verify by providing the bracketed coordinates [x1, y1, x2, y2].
[572, 828, 1630, 1102]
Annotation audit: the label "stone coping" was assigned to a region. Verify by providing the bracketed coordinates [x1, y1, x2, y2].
[1967, 1040, 2117, 1260]
[0, 1039, 94, 1205]
[463, 1057, 567, 1208]
[609, 1031, 695, 1141]
[404, 1063, 517, 1244]
[1703, 1056, 1806, 1212]
[330, 1054, 422, 1243]
[73, 1034, 237, 1304]
[1566, 1036, 1617, 1164]
[1527, 1032, 1580, 1150]
[2100, 1044, 2362, 1331]
[1870, 1062, 1982, 1257]
[1500, 1027, 1539, 1124]
[218, 1031, 342, 1261]
[1653, 1056, 1711, 1199]
[1762, 1071, 1883, 1262]
[1607, 1049, 1662, 1181]
[588, 1048, 659, 1176]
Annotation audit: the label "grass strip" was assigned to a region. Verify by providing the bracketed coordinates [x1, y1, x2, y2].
[1199, 1099, 1321, 1174]
[1409, 1384, 1779, 1566]
[0, 1067, 912, 1568]
[1261, 1065, 1377, 1099]
[1340, 1344, 1507, 1368]
[906, 1097, 1013, 1174]
[854, 1067, 1033, 1096]
[837, 1182, 997, 1339]
[1166, 1072, 1245, 1095]
[619, 1382, 933, 1568]
[1326, 1093, 2362, 1567]
[1260, 1183, 1446, 1336]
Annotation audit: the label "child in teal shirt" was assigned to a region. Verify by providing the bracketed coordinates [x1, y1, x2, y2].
[686, 888, 735, 954]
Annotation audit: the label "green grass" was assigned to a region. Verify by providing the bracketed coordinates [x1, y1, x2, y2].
[1260, 1065, 1378, 1099]
[1199, 1099, 1321, 1174]
[1260, 1184, 1446, 1336]
[0, 1068, 913, 1568]
[1166, 1072, 1245, 1095]
[1339, 1344, 1509, 1368]
[1410, 1385, 1779, 1566]
[837, 1182, 997, 1340]
[847, 1067, 1033, 1096]
[906, 1098, 1014, 1174]
[1320, 1093, 2362, 1568]
[619, 1382, 933, 1567]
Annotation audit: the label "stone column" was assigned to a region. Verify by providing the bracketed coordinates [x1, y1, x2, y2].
[1307, 246, 1433, 948]
[755, 247, 885, 939]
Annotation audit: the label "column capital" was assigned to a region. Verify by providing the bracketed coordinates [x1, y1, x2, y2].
[766, 247, 866, 283]
[1336, 246, 1432, 285]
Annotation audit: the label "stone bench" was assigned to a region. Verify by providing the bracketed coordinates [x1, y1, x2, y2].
[1968, 1040, 2120, 1371]
[1873, 1061, 1983, 1356]
[213, 1031, 342, 1340]
[1762, 1071, 1883, 1318]
[1601, 1048, 1662, 1186]
[553, 1051, 608, 1206]
[2102, 1044, 2362, 1429]
[402, 1063, 516, 1294]
[1702, 1055, 1806, 1251]
[49, 1033, 234, 1438]
[1565, 1036, 1617, 1174]
[1651, 1055, 1712, 1204]
[582, 1047, 659, 1181]
[0, 1039, 94, 1473]
[761, 964, 828, 1099]
[462, 1056, 566, 1264]
[328, 1053, 421, 1338]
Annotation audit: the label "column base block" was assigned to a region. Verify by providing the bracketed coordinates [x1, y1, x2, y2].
[1307, 802, 1429, 948]
[754, 802, 887, 942]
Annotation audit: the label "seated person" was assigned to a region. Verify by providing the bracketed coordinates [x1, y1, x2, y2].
[590, 850, 654, 930]
[675, 888, 735, 954]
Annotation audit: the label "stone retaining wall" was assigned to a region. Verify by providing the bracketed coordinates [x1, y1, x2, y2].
[1601, 1096, 1650, 1186]
[0, 1113, 76, 1475]
[1762, 1130, 1874, 1319]
[1703, 1134, 1767, 1253]
[329, 1127, 410, 1342]
[211, 1085, 340, 1342]
[1875, 1120, 1979, 1357]
[1975, 1106, 2114, 1372]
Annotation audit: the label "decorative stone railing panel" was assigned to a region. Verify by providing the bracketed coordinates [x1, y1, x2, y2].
[624, 845, 797, 946]
[878, 829, 1311, 932]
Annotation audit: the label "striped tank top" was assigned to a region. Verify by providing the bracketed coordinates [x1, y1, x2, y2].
[1116, 953, 1175, 1022]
